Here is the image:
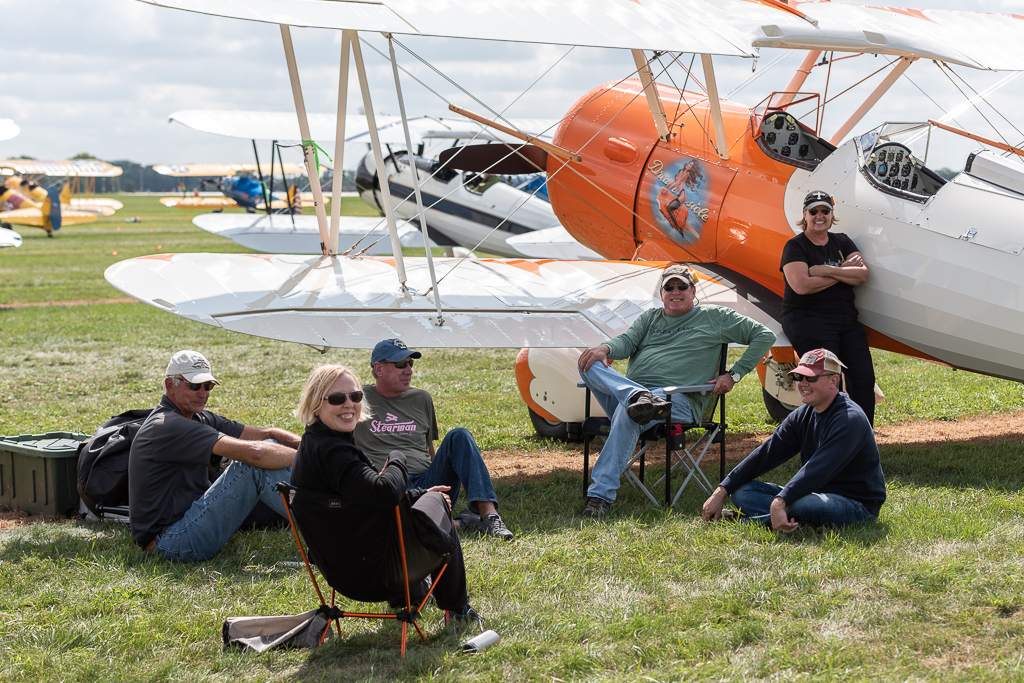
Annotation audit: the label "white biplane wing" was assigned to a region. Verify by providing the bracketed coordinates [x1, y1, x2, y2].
[0, 119, 19, 143]
[138, 0, 1024, 69]
[190, 213, 435, 255]
[171, 110, 558, 147]
[169, 109, 400, 144]
[0, 226, 22, 248]
[104, 255, 785, 349]
[0, 159, 123, 177]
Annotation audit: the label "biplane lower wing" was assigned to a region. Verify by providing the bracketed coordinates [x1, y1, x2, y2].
[191, 212, 435, 255]
[0, 226, 21, 248]
[104, 254, 786, 349]
[0, 207, 98, 227]
[160, 196, 239, 209]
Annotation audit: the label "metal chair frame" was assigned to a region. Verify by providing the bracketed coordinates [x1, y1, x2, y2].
[276, 482, 448, 657]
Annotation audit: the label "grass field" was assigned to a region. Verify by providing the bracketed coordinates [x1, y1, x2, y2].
[1, 195, 1023, 681]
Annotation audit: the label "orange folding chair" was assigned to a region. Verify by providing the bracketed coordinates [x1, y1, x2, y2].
[276, 482, 450, 656]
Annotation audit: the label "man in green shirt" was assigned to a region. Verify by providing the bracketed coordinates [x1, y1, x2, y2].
[577, 264, 776, 517]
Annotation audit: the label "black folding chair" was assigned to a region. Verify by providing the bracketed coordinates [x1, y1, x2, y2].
[276, 483, 449, 657]
[580, 344, 728, 507]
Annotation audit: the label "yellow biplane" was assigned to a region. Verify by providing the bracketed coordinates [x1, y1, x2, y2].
[0, 158, 123, 237]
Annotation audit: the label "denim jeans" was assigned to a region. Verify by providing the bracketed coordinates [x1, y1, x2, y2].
[152, 459, 291, 563]
[408, 428, 497, 512]
[580, 362, 694, 504]
[730, 480, 875, 528]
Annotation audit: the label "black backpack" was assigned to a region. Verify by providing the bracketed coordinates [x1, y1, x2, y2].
[76, 409, 152, 517]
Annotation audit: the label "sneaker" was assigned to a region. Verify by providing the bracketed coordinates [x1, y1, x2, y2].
[462, 511, 515, 541]
[582, 496, 611, 518]
[721, 509, 739, 522]
[454, 509, 481, 532]
[626, 391, 671, 424]
[445, 605, 483, 628]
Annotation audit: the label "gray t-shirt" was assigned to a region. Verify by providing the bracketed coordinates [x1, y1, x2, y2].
[353, 385, 437, 476]
[128, 395, 244, 546]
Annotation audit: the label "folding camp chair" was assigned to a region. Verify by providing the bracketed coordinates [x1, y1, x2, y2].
[276, 482, 450, 657]
[580, 343, 728, 507]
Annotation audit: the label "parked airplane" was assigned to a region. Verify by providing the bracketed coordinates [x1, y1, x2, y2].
[0, 159, 122, 236]
[109, 1, 1024, 433]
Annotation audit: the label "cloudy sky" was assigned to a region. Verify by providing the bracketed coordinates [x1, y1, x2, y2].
[2, 0, 1023, 171]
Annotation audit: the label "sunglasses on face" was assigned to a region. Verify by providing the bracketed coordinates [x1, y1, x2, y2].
[662, 284, 691, 293]
[325, 391, 364, 406]
[791, 373, 836, 383]
[807, 207, 831, 216]
[384, 359, 414, 369]
[178, 377, 215, 392]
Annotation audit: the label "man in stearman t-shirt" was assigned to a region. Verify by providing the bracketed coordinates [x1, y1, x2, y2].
[353, 338, 514, 541]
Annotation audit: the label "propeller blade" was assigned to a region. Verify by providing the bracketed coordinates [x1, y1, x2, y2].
[438, 144, 548, 175]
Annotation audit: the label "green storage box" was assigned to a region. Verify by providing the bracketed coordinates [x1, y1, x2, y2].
[0, 432, 88, 516]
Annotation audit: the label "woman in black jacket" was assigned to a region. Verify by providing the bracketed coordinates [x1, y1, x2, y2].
[290, 364, 479, 624]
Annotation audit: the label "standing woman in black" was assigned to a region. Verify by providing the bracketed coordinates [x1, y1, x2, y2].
[780, 191, 876, 424]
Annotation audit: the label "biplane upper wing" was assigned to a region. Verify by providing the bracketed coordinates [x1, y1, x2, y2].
[169, 109, 401, 143]
[170, 110, 558, 147]
[0, 159, 123, 177]
[0, 119, 18, 143]
[139, 0, 1024, 70]
[104, 255, 786, 349]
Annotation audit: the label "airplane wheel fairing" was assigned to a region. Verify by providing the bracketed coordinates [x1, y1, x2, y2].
[762, 387, 798, 423]
[527, 407, 570, 441]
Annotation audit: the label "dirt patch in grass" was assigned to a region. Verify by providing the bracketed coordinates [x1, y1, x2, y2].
[0, 297, 136, 309]
[1, 412, 1021, 527]
[484, 411, 1024, 484]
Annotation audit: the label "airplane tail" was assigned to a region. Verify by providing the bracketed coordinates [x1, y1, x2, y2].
[45, 184, 63, 233]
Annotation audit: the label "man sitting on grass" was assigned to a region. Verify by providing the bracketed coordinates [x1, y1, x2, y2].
[129, 350, 301, 562]
[701, 349, 885, 532]
[353, 338, 514, 541]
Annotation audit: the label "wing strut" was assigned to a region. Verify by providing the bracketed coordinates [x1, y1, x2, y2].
[350, 30, 409, 288]
[829, 57, 915, 146]
[280, 25, 331, 255]
[387, 35, 444, 326]
[327, 32, 353, 255]
[777, 51, 821, 107]
[631, 50, 672, 143]
[700, 55, 729, 161]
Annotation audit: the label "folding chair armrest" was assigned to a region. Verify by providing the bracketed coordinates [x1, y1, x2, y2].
[663, 384, 715, 396]
[576, 380, 586, 388]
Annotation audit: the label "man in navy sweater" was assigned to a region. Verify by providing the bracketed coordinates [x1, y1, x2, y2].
[702, 348, 885, 532]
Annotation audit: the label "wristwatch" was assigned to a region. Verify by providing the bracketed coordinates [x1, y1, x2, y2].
[728, 370, 742, 383]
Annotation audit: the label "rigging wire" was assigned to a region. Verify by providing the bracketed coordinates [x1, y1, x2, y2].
[940, 63, 1024, 153]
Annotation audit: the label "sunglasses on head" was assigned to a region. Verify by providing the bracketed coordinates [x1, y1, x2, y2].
[807, 207, 831, 216]
[384, 359, 414, 369]
[325, 391, 364, 405]
[178, 377, 215, 392]
[662, 283, 691, 292]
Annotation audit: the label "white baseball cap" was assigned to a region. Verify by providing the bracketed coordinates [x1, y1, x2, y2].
[166, 350, 219, 384]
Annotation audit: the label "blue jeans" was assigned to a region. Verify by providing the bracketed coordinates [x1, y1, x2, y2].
[580, 362, 694, 504]
[731, 481, 875, 528]
[152, 459, 292, 563]
[408, 428, 497, 513]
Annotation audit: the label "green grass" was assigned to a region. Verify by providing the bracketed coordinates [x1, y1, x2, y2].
[1, 195, 1023, 681]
